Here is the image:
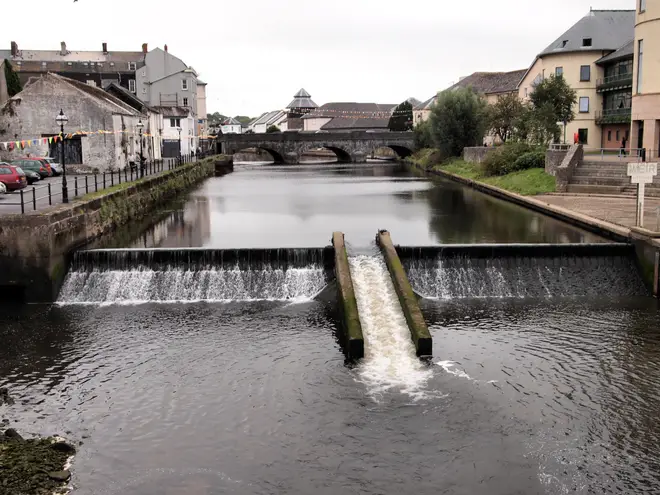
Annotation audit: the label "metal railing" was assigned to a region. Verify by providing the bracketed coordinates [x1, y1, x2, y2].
[596, 73, 633, 91]
[581, 147, 660, 162]
[595, 108, 632, 124]
[1, 151, 214, 214]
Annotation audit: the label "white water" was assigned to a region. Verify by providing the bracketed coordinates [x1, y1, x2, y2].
[348, 255, 433, 400]
[57, 266, 327, 305]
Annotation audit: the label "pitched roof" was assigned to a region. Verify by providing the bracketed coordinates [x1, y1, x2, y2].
[251, 110, 286, 126]
[447, 69, 527, 94]
[539, 10, 635, 56]
[152, 106, 190, 117]
[222, 117, 241, 125]
[596, 39, 634, 65]
[302, 102, 397, 119]
[287, 88, 318, 109]
[149, 68, 197, 85]
[414, 94, 437, 111]
[321, 117, 390, 130]
[105, 82, 154, 112]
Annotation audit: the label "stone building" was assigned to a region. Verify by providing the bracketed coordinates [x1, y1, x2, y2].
[0, 73, 148, 172]
[0, 60, 8, 106]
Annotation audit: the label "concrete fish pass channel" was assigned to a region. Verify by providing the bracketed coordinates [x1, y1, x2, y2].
[57, 234, 652, 362]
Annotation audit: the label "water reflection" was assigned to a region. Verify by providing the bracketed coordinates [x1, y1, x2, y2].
[94, 162, 604, 250]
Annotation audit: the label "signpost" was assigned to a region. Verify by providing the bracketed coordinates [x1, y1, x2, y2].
[627, 162, 658, 228]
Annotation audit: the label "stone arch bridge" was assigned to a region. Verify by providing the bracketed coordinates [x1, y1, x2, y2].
[216, 131, 415, 164]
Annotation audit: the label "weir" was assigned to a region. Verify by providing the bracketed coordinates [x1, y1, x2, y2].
[397, 243, 648, 299]
[58, 247, 335, 304]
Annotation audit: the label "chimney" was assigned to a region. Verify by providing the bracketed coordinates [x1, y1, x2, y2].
[60, 41, 67, 56]
[142, 43, 148, 54]
[102, 42, 108, 54]
[164, 44, 168, 53]
[10, 41, 18, 57]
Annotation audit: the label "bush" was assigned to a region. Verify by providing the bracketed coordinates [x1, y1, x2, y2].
[512, 151, 545, 172]
[413, 120, 433, 150]
[481, 142, 534, 176]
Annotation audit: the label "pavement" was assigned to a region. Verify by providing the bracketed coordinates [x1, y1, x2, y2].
[536, 193, 660, 231]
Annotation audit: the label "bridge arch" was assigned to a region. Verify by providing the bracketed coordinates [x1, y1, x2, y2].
[373, 144, 414, 159]
[232, 146, 285, 164]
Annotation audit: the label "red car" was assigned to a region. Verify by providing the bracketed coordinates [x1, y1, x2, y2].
[0, 163, 27, 190]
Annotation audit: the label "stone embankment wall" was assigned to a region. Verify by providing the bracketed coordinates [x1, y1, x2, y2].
[555, 144, 583, 192]
[463, 147, 496, 164]
[0, 155, 228, 302]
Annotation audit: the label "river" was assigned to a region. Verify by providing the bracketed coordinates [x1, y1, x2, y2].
[1, 161, 659, 494]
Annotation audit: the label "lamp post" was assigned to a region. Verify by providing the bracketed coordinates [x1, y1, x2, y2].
[137, 119, 145, 178]
[177, 127, 182, 164]
[56, 109, 69, 203]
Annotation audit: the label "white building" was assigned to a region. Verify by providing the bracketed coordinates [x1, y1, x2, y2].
[154, 106, 196, 156]
[248, 110, 287, 133]
[221, 117, 242, 134]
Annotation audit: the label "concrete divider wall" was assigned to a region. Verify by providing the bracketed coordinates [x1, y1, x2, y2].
[377, 230, 432, 357]
[331, 232, 364, 359]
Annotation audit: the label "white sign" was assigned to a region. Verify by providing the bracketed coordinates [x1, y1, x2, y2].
[628, 162, 658, 184]
[627, 162, 658, 228]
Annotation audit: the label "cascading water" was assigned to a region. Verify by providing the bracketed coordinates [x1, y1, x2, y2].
[348, 255, 432, 399]
[57, 248, 333, 305]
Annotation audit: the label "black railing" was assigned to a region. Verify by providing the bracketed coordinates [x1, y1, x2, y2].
[2, 152, 214, 214]
[595, 108, 632, 125]
[596, 73, 633, 92]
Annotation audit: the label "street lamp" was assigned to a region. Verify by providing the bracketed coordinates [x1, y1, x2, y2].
[177, 127, 182, 164]
[55, 109, 69, 203]
[137, 119, 145, 178]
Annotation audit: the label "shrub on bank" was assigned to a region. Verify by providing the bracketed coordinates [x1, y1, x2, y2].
[481, 143, 542, 176]
[512, 151, 545, 172]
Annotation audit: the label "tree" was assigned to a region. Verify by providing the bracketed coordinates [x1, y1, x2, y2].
[388, 101, 413, 131]
[413, 119, 433, 150]
[428, 88, 488, 158]
[234, 116, 252, 125]
[207, 112, 226, 124]
[3, 60, 22, 97]
[488, 93, 524, 143]
[529, 75, 577, 143]
[266, 125, 281, 133]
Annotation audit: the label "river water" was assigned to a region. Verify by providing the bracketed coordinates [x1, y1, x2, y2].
[1, 162, 659, 494]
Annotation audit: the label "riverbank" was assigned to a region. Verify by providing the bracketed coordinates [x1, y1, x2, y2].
[407, 151, 555, 196]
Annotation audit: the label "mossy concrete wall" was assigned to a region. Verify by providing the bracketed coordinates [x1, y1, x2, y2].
[332, 232, 364, 359]
[0, 155, 224, 302]
[377, 230, 432, 357]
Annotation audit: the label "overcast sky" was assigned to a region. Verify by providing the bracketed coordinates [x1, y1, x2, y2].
[2, 0, 632, 117]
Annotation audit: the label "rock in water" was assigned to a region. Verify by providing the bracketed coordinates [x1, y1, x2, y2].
[0, 387, 14, 406]
[50, 441, 76, 454]
[48, 470, 72, 482]
[4, 428, 24, 442]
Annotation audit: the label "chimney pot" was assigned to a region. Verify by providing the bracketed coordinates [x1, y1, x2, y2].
[102, 42, 108, 54]
[164, 44, 168, 52]
[142, 43, 148, 54]
[60, 41, 67, 56]
[10, 41, 18, 57]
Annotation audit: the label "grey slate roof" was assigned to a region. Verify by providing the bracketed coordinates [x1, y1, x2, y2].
[539, 10, 634, 56]
[596, 39, 634, 65]
[251, 110, 285, 126]
[448, 69, 527, 94]
[302, 102, 397, 119]
[152, 106, 190, 117]
[287, 88, 318, 109]
[414, 95, 437, 111]
[222, 117, 241, 125]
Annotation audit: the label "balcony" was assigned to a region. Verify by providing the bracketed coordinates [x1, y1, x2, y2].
[597, 73, 633, 92]
[595, 108, 632, 125]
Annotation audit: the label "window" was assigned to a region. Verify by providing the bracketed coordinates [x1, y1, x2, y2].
[555, 67, 564, 77]
[142, 70, 146, 77]
[142, 87, 146, 94]
[86, 80, 96, 87]
[561, 40, 568, 48]
[524, 87, 528, 97]
[637, 39, 644, 93]
[128, 62, 137, 71]
[578, 128, 588, 144]
[183, 97, 189, 106]
[129, 79, 136, 93]
[608, 130, 612, 142]
[181, 79, 188, 90]
[582, 38, 592, 47]
[580, 65, 591, 81]
[616, 130, 620, 141]
[579, 97, 590, 113]
[640, 0, 646, 13]
[170, 118, 181, 127]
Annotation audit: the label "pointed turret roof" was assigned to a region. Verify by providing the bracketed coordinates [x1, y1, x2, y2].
[287, 88, 318, 110]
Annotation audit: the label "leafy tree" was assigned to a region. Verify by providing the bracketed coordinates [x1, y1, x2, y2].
[388, 101, 413, 131]
[513, 103, 561, 145]
[428, 88, 488, 158]
[3, 60, 22, 97]
[529, 75, 576, 143]
[266, 125, 281, 133]
[206, 112, 226, 123]
[234, 116, 252, 125]
[487, 93, 524, 143]
[413, 119, 433, 150]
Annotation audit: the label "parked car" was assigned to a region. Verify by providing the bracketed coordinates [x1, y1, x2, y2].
[43, 158, 62, 176]
[27, 158, 54, 176]
[11, 159, 50, 179]
[0, 181, 6, 194]
[23, 170, 41, 185]
[0, 163, 27, 190]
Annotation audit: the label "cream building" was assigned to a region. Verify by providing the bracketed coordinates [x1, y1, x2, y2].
[630, 0, 660, 155]
[518, 9, 635, 147]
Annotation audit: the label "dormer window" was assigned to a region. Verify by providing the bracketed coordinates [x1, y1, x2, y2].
[582, 38, 592, 47]
[561, 40, 568, 48]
